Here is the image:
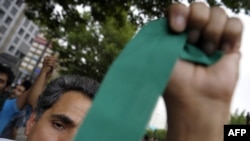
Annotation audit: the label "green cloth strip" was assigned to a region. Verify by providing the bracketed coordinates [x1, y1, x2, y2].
[75, 18, 223, 141]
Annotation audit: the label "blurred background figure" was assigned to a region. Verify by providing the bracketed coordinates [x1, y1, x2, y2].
[0, 80, 32, 140]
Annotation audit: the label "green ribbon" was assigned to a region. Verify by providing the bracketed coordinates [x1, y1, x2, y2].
[75, 18, 223, 141]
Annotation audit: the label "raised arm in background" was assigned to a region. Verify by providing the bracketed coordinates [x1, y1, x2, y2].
[16, 56, 57, 110]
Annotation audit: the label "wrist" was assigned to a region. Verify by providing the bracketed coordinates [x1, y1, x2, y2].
[39, 70, 48, 75]
[167, 116, 227, 141]
[165, 94, 231, 141]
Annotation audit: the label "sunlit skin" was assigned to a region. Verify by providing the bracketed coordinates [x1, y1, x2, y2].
[164, 3, 243, 141]
[25, 91, 92, 141]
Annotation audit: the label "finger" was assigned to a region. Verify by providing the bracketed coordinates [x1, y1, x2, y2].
[202, 7, 228, 54]
[47, 62, 56, 66]
[46, 57, 56, 63]
[48, 55, 57, 60]
[46, 57, 57, 63]
[43, 56, 49, 62]
[47, 58, 57, 62]
[168, 3, 189, 33]
[187, 2, 210, 44]
[47, 61, 56, 67]
[220, 17, 243, 53]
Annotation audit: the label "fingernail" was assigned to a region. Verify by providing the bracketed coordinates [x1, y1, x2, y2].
[203, 41, 215, 54]
[175, 14, 185, 28]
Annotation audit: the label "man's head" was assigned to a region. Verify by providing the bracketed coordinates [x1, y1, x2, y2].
[143, 134, 149, 141]
[25, 75, 99, 141]
[0, 64, 15, 93]
[9, 80, 32, 98]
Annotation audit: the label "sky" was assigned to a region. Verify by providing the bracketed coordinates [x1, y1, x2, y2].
[148, 4, 250, 130]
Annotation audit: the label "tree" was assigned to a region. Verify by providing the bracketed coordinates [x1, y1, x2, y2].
[230, 109, 247, 125]
[145, 128, 167, 141]
[154, 129, 167, 141]
[247, 112, 250, 125]
[145, 129, 154, 138]
[24, 0, 250, 81]
[53, 11, 136, 81]
[25, 0, 250, 29]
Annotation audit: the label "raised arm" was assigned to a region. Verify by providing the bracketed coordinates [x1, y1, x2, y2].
[28, 56, 57, 110]
[16, 56, 57, 110]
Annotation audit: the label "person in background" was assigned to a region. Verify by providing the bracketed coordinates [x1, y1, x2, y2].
[0, 55, 57, 139]
[0, 80, 32, 140]
[0, 64, 15, 111]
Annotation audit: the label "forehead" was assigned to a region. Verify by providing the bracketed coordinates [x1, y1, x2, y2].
[46, 91, 92, 125]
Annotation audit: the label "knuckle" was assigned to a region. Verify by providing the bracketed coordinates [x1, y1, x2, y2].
[223, 18, 243, 41]
[169, 3, 188, 14]
[190, 2, 209, 10]
[189, 2, 210, 28]
[211, 7, 227, 17]
[227, 17, 243, 32]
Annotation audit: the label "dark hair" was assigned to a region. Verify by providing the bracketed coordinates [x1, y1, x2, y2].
[35, 75, 99, 120]
[0, 64, 15, 87]
[20, 80, 32, 91]
[247, 112, 250, 125]
[144, 134, 149, 141]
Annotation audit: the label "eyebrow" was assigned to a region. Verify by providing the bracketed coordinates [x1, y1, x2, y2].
[51, 114, 76, 127]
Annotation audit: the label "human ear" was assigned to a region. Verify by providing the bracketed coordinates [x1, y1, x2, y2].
[24, 113, 36, 136]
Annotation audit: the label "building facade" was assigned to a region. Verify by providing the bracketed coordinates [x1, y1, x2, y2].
[19, 35, 53, 81]
[0, 0, 39, 75]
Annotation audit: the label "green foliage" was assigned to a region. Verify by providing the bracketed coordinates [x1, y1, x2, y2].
[145, 129, 154, 137]
[230, 109, 247, 125]
[145, 129, 167, 141]
[25, 0, 250, 29]
[52, 11, 136, 81]
[154, 129, 167, 141]
[24, 0, 250, 81]
[247, 112, 250, 125]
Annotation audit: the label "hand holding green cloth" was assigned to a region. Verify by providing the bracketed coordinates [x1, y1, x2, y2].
[74, 18, 223, 141]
